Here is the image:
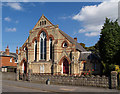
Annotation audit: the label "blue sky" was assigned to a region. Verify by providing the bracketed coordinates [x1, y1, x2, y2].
[2, 1, 118, 53]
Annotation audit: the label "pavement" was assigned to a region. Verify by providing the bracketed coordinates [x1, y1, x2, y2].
[2, 80, 120, 93]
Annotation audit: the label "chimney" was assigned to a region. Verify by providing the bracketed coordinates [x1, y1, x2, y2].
[16, 46, 18, 54]
[74, 37, 77, 41]
[5, 45, 9, 55]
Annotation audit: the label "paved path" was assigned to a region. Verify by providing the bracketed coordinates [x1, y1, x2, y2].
[2, 80, 119, 93]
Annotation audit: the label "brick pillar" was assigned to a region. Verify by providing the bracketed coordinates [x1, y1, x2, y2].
[69, 64, 71, 75]
[53, 44, 58, 75]
[28, 69, 32, 82]
[111, 71, 118, 89]
[46, 40, 49, 61]
[54, 44, 58, 63]
[53, 63, 57, 75]
[70, 62, 74, 75]
[37, 41, 39, 61]
[16, 69, 20, 81]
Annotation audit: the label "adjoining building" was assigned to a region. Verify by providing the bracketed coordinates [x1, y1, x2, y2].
[18, 14, 101, 75]
[0, 46, 18, 72]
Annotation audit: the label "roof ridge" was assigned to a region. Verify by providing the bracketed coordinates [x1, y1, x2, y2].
[33, 15, 54, 30]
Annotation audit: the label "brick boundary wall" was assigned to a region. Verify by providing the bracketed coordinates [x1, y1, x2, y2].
[30, 74, 110, 88]
[16, 70, 118, 89]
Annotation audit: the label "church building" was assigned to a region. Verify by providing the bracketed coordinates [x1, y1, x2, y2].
[18, 14, 101, 75]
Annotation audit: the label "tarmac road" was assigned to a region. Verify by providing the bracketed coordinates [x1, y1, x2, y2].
[2, 79, 120, 93]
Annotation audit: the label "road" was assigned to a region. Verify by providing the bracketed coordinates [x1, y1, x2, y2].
[2, 80, 120, 93]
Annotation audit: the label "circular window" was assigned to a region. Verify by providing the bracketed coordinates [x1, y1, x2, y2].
[63, 42, 68, 48]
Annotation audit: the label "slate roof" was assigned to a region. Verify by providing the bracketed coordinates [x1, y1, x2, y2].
[59, 29, 86, 52]
[0, 51, 18, 60]
[79, 52, 100, 61]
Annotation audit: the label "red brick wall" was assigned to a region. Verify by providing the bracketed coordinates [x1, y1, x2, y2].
[1, 56, 17, 67]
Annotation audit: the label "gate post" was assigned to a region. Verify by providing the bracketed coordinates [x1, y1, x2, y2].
[111, 71, 118, 89]
[16, 69, 19, 81]
[28, 69, 32, 82]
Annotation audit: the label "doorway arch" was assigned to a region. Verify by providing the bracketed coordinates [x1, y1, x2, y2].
[59, 56, 71, 75]
[20, 58, 27, 74]
[23, 60, 27, 74]
[63, 58, 69, 74]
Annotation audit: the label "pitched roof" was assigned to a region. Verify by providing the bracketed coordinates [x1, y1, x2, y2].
[79, 52, 100, 61]
[33, 14, 54, 30]
[59, 29, 86, 52]
[32, 15, 86, 52]
[0, 51, 18, 59]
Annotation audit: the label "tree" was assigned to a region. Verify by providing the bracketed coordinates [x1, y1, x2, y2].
[99, 18, 120, 74]
[80, 43, 85, 48]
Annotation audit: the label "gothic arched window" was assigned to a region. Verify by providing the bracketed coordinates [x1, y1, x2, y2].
[40, 31, 46, 60]
[34, 39, 37, 61]
[40, 22, 41, 26]
[49, 38, 52, 60]
[70, 51, 72, 61]
[42, 21, 44, 25]
[24, 47, 28, 61]
[44, 21, 46, 25]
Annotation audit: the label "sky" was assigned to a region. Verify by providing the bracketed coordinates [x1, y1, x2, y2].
[2, 0, 118, 53]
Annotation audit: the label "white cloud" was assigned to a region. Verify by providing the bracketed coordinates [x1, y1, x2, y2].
[6, 3, 23, 11]
[15, 20, 19, 24]
[79, 24, 103, 33]
[72, 0, 118, 37]
[85, 32, 101, 37]
[59, 16, 72, 20]
[6, 27, 16, 32]
[4, 17, 11, 22]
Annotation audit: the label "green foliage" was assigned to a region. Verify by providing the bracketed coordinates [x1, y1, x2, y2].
[115, 65, 120, 73]
[80, 19, 120, 75]
[99, 18, 120, 74]
[102, 61, 115, 75]
[99, 18, 120, 65]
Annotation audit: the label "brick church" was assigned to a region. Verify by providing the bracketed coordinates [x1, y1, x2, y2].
[18, 14, 101, 75]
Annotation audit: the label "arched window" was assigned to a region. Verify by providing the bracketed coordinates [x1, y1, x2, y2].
[40, 22, 41, 26]
[49, 38, 52, 60]
[42, 21, 44, 25]
[24, 47, 28, 61]
[70, 52, 72, 61]
[34, 40, 37, 61]
[40, 31, 46, 60]
[63, 42, 68, 48]
[44, 21, 46, 25]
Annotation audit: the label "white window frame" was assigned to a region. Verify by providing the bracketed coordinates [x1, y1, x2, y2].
[10, 58, 12, 62]
[15, 59, 18, 63]
[22, 63, 24, 73]
[61, 62, 63, 74]
[63, 42, 67, 48]
[34, 41, 35, 61]
[40, 65, 44, 73]
[39, 32, 46, 60]
[34, 40, 37, 61]
[49, 38, 52, 60]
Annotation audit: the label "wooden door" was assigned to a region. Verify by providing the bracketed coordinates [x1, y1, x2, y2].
[63, 58, 69, 74]
[24, 62, 27, 74]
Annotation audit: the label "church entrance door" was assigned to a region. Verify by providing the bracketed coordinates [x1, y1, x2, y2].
[63, 58, 69, 74]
